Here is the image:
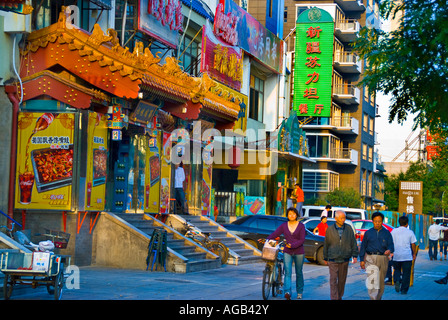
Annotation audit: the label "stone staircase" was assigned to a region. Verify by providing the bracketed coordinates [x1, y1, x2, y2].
[174, 214, 262, 265]
[113, 213, 221, 273]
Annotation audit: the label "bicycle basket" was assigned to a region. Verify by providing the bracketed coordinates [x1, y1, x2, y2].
[261, 241, 279, 261]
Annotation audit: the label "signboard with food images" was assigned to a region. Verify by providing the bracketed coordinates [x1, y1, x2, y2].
[85, 112, 109, 211]
[145, 130, 161, 213]
[15, 112, 75, 210]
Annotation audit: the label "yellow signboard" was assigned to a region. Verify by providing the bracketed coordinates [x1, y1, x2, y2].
[85, 112, 108, 211]
[145, 131, 161, 213]
[15, 112, 75, 210]
[160, 132, 171, 214]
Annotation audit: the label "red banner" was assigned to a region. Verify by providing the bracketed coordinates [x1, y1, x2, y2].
[201, 21, 243, 92]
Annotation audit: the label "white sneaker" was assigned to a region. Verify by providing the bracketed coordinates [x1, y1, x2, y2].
[297, 294, 302, 299]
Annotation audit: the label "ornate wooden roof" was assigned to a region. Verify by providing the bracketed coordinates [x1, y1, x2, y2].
[20, 7, 240, 122]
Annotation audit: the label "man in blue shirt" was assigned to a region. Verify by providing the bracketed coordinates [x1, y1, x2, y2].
[359, 211, 394, 300]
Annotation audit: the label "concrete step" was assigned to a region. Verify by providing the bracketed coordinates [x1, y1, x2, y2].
[113, 213, 221, 273]
[175, 215, 262, 265]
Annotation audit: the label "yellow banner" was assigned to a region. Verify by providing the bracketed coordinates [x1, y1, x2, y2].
[15, 112, 75, 210]
[159, 132, 171, 214]
[201, 143, 213, 216]
[145, 131, 161, 213]
[85, 112, 108, 211]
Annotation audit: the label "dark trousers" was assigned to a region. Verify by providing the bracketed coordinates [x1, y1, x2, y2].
[429, 240, 438, 259]
[174, 188, 186, 214]
[328, 261, 349, 300]
[393, 260, 413, 293]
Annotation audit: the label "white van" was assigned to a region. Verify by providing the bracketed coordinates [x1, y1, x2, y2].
[301, 205, 367, 220]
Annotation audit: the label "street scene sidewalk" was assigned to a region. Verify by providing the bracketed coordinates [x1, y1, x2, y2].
[7, 249, 448, 301]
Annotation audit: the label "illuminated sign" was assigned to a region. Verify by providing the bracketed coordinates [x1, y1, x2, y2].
[201, 21, 243, 92]
[294, 7, 334, 117]
[138, 0, 183, 48]
[214, 0, 284, 74]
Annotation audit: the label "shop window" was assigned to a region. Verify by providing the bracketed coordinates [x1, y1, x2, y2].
[249, 75, 264, 122]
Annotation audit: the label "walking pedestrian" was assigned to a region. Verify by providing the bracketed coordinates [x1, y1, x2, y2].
[439, 224, 448, 261]
[267, 207, 306, 300]
[428, 221, 448, 260]
[174, 163, 188, 215]
[391, 215, 417, 295]
[321, 205, 332, 217]
[313, 216, 328, 236]
[359, 211, 394, 300]
[293, 184, 304, 217]
[323, 210, 358, 300]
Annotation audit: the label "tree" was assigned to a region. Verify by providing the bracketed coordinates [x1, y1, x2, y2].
[353, 0, 448, 133]
[385, 160, 448, 214]
[325, 188, 362, 208]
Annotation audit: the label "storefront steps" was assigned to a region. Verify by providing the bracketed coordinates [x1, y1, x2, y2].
[170, 214, 263, 265]
[111, 213, 222, 273]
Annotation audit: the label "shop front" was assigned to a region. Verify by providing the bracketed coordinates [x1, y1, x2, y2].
[14, 10, 243, 235]
[212, 111, 313, 221]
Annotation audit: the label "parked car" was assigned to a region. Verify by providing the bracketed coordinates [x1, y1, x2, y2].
[352, 219, 395, 241]
[299, 217, 361, 251]
[222, 215, 326, 265]
[301, 206, 367, 220]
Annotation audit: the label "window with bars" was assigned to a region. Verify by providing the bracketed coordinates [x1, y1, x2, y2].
[303, 171, 339, 192]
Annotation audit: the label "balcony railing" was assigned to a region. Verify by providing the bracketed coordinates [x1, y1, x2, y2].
[331, 116, 359, 135]
[312, 148, 358, 165]
[335, 19, 360, 42]
[334, 51, 362, 74]
[332, 84, 360, 105]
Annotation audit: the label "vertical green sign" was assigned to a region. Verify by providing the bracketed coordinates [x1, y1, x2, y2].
[294, 8, 334, 117]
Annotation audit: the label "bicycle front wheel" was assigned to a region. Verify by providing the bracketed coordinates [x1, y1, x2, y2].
[208, 241, 229, 264]
[262, 264, 274, 300]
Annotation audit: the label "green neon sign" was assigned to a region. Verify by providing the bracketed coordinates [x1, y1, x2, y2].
[294, 8, 334, 117]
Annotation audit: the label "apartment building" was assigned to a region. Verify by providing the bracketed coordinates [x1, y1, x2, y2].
[248, 0, 382, 209]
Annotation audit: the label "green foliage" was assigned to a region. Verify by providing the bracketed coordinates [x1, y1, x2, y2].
[353, 0, 448, 133]
[325, 188, 362, 208]
[385, 160, 448, 214]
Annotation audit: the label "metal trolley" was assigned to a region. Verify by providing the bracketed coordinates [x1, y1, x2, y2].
[0, 251, 71, 300]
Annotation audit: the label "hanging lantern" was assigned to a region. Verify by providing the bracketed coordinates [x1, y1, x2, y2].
[228, 144, 241, 169]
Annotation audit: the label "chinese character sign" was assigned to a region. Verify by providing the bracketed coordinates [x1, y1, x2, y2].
[398, 181, 423, 215]
[214, 0, 285, 74]
[201, 21, 243, 92]
[138, 0, 182, 49]
[294, 8, 334, 117]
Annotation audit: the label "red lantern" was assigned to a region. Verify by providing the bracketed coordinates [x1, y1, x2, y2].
[228, 145, 241, 169]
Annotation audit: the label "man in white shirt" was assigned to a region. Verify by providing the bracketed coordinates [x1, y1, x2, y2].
[391, 215, 417, 294]
[174, 163, 188, 214]
[428, 221, 448, 260]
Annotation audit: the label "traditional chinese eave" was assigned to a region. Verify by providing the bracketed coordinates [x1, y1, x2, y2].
[20, 8, 241, 122]
[20, 70, 110, 109]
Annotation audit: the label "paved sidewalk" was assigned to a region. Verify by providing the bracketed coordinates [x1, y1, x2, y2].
[5, 249, 448, 301]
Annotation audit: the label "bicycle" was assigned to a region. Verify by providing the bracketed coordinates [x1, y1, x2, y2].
[182, 220, 230, 264]
[261, 239, 285, 300]
[0, 223, 39, 251]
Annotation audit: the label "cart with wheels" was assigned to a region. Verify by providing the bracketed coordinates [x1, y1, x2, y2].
[0, 251, 71, 300]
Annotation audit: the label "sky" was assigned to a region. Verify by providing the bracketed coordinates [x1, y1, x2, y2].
[375, 92, 419, 163]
